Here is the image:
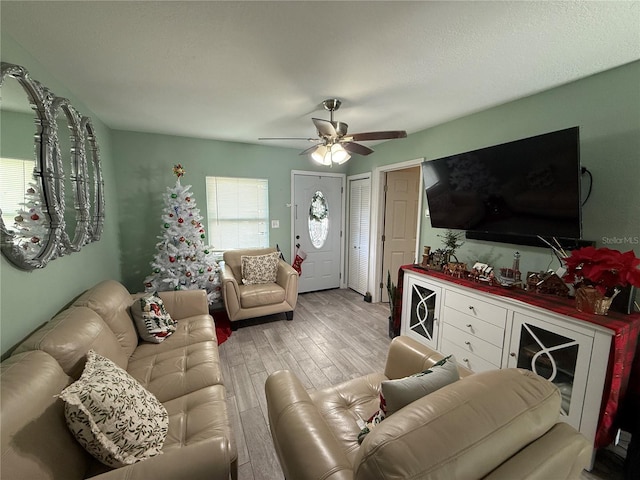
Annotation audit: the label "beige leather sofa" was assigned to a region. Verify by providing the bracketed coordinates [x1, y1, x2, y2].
[1, 280, 236, 480]
[221, 247, 298, 322]
[266, 336, 591, 480]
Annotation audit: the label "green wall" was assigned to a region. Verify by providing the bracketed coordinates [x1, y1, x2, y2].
[1, 35, 122, 356]
[111, 130, 346, 292]
[347, 61, 640, 278]
[2, 27, 638, 357]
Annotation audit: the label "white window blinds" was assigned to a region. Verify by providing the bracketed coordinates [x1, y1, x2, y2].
[0, 157, 36, 226]
[205, 176, 269, 250]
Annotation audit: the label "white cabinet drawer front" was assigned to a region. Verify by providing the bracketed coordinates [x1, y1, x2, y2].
[444, 290, 507, 328]
[442, 323, 503, 366]
[444, 306, 505, 347]
[441, 338, 499, 373]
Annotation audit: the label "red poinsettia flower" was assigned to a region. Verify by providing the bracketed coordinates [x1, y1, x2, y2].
[563, 247, 640, 296]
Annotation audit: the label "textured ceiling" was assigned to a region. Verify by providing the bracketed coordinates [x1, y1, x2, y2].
[2, 1, 639, 151]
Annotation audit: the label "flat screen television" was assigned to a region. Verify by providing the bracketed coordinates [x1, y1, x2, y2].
[422, 127, 585, 248]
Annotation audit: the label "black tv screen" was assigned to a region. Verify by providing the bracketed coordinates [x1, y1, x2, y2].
[422, 127, 582, 247]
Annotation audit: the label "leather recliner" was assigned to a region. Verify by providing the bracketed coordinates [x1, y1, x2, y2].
[221, 247, 298, 322]
[265, 335, 591, 480]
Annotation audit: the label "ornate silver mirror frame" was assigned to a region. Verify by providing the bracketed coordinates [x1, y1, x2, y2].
[1, 62, 104, 270]
[81, 116, 105, 241]
[0, 62, 61, 270]
[51, 96, 89, 253]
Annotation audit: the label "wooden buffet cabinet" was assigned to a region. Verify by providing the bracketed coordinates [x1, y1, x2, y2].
[399, 265, 640, 462]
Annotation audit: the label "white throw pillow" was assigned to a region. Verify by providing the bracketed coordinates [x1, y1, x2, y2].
[59, 350, 169, 468]
[130, 292, 177, 343]
[241, 252, 280, 285]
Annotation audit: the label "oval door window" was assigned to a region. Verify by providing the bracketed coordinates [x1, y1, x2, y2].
[308, 190, 329, 248]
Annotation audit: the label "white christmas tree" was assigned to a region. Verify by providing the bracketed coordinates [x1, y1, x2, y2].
[144, 164, 221, 304]
[12, 182, 48, 256]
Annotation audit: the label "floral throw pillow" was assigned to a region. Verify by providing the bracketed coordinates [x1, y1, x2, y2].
[130, 292, 177, 343]
[58, 350, 169, 468]
[241, 252, 280, 285]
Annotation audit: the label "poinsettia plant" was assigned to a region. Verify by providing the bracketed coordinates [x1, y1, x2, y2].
[562, 246, 640, 296]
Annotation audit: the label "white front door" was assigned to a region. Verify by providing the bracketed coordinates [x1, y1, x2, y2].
[293, 173, 344, 293]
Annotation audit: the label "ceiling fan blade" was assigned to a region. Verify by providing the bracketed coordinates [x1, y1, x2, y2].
[350, 130, 407, 141]
[312, 118, 337, 137]
[342, 142, 374, 156]
[299, 144, 321, 156]
[258, 137, 317, 141]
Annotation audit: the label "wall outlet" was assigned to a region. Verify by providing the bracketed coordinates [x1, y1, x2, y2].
[271, 220, 279, 228]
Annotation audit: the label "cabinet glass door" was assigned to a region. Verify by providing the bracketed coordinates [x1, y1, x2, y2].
[407, 282, 439, 348]
[509, 313, 592, 429]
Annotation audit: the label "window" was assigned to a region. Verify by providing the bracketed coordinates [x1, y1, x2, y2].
[0, 157, 36, 227]
[206, 176, 269, 250]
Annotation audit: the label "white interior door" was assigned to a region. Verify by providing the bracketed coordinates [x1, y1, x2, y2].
[293, 173, 344, 293]
[381, 167, 420, 301]
[348, 177, 370, 295]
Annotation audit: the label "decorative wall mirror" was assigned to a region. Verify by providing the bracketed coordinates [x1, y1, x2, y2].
[0, 62, 104, 270]
[0, 62, 61, 270]
[81, 116, 105, 241]
[52, 96, 89, 252]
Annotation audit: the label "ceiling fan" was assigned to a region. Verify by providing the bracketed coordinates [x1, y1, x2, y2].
[259, 99, 407, 165]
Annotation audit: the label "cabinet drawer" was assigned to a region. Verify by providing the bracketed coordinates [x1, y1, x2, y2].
[441, 338, 499, 373]
[442, 323, 503, 366]
[445, 290, 507, 328]
[444, 306, 505, 347]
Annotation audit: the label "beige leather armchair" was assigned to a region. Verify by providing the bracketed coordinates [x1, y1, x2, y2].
[266, 336, 591, 480]
[221, 247, 298, 322]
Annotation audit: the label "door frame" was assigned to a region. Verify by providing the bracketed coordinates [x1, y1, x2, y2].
[291, 170, 347, 289]
[368, 158, 425, 302]
[346, 172, 371, 293]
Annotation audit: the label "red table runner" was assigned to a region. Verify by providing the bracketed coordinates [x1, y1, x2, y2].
[395, 264, 640, 448]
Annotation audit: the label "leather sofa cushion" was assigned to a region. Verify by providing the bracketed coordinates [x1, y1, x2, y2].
[1, 351, 90, 480]
[13, 306, 128, 379]
[73, 280, 139, 358]
[126, 341, 224, 403]
[354, 368, 561, 480]
[239, 283, 286, 308]
[310, 372, 387, 464]
[130, 314, 217, 358]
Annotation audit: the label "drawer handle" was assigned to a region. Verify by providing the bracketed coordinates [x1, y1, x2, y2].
[466, 324, 472, 328]
[468, 306, 474, 310]
[463, 358, 470, 363]
[465, 341, 471, 346]
[510, 352, 516, 358]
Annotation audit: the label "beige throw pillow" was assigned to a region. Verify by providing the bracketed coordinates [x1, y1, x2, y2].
[59, 350, 169, 468]
[241, 252, 280, 285]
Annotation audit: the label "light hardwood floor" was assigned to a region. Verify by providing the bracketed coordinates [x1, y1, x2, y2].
[217, 288, 626, 480]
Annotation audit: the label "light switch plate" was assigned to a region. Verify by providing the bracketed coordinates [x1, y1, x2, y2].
[271, 220, 279, 228]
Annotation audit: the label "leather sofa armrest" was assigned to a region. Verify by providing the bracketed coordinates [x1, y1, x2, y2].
[221, 264, 241, 319]
[266, 370, 353, 480]
[483, 423, 591, 480]
[155, 290, 209, 320]
[90, 438, 230, 480]
[276, 260, 298, 308]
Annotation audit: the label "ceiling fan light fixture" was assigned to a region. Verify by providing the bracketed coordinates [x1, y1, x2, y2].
[311, 145, 331, 165]
[330, 144, 351, 164]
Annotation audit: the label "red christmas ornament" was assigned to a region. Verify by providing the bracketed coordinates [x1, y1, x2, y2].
[169, 256, 176, 263]
[180, 236, 185, 242]
[207, 267, 212, 272]
[186, 197, 191, 202]
[30, 236, 40, 243]
[185, 271, 192, 277]
[178, 218, 184, 224]
[30, 213, 40, 221]
[169, 213, 174, 217]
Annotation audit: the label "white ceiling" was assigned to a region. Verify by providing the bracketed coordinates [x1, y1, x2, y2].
[2, 1, 639, 152]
